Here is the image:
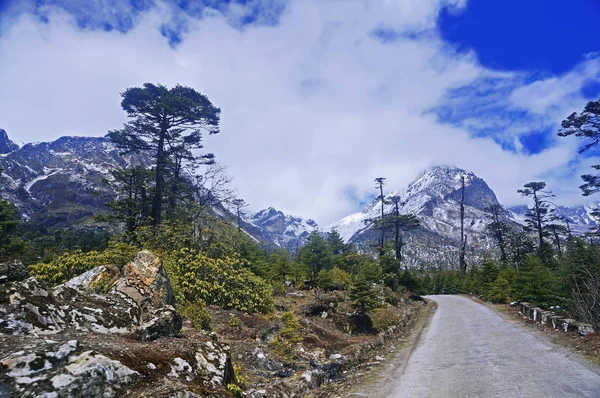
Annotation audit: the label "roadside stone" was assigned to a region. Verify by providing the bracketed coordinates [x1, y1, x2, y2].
[575, 322, 595, 336]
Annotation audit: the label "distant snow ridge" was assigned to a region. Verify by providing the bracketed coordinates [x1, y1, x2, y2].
[248, 207, 318, 248]
[331, 165, 599, 267]
[508, 203, 599, 235]
[330, 166, 498, 243]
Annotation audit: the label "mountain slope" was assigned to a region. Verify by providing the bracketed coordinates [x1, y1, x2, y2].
[0, 135, 138, 227]
[0, 131, 314, 249]
[332, 166, 599, 267]
[508, 204, 598, 235]
[248, 207, 318, 249]
[332, 166, 497, 243]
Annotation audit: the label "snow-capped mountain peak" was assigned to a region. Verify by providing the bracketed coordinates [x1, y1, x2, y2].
[248, 207, 318, 248]
[331, 166, 498, 242]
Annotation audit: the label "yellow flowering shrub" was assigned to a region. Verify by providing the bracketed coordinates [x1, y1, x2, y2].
[163, 248, 274, 315]
[28, 243, 138, 285]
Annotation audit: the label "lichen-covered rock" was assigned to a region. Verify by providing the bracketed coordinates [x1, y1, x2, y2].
[0, 339, 139, 398]
[110, 250, 174, 318]
[0, 278, 139, 335]
[64, 265, 119, 293]
[0, 259, 27, 284]
[135, 306, 182, 341]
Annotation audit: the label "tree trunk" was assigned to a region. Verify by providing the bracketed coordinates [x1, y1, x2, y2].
[553, 227, 562, 256]
[533, 190, 544, 247]
[459, 176, 467, 274]
[379, 183, 385, 249]
[151, 126, 167, 226]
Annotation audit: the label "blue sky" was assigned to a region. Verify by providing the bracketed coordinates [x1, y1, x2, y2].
[0, 0, 599, 223]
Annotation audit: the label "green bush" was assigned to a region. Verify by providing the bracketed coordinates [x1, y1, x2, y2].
[28, 243, 138, 285]
[485, 276, 512, 303]
[514, 256, 564, 307]
[164, 248, 274, 315]
[317, 267, 352, 291]
[228, 315, 242, 328]
[178, 301, 212, 330]
[371, 307, 403, 332]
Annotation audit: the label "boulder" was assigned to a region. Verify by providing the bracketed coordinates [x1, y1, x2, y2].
[135, 306, 182, 341]
[0, 278, 139, 335]
[110, 250, 174, 318]
[64, 265, 119, 293]
[166, 341, 234, 389]
[0, 340, 140, 398]
[302, 369, 328, 389]
[0, 259, 27, 284]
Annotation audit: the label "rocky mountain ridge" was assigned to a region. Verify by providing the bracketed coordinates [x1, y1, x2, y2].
[1, 131, 597, 260]
[330, 166, 598, 267]
[0, 131, 314, 249]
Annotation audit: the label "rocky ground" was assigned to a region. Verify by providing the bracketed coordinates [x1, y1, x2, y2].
[0, 253, 426, 397]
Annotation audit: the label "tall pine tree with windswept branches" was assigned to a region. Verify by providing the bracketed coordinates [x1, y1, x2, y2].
[518, 181, 555, 263]
[558, 98, 600, 232]
[108, 83, 221, 226]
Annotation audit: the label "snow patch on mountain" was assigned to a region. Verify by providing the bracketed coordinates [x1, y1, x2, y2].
[330, 166, 498, 243]
[248, 207, 318, 248]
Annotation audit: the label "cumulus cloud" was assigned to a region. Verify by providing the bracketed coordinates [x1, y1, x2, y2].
[0, 0, 597, 225]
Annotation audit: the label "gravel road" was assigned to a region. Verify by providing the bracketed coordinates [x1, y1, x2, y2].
[388, 295, 600, 398]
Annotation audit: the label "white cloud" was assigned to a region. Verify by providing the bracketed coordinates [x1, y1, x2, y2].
[0, 0, 597, 225]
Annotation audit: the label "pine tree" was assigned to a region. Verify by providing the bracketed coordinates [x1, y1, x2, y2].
[545, 222, 568, 257]
[0, 199, 22, 260]
[558, 98, 600, 231]
[374, 177, 387, 248]
[382, 195, 419, 264]
[517, 181, 556, 261]
[459, 175, 468, 274]
[298, 230, 333, 279]
[105, 166, 154, 234]
[326, 227, 347, 255]
[350, 275, 379, 314]
[108, 83, 221, 226]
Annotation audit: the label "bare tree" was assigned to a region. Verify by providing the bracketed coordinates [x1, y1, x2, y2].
[459, 176, 468, 274]
[193, 163, 235, 207]
[375, 177, 387, 249]
[231, 198, 248, 232]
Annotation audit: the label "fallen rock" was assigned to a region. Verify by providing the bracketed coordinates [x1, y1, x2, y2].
[165, 341, 234, 389]
[302, 369, 327, 389]
[0, 259, 27, 284]
[575, 322, 595, 336]
[135, 306, 182, 341]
